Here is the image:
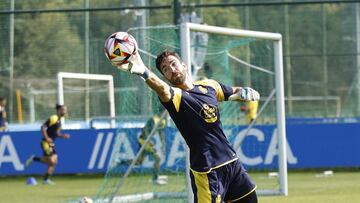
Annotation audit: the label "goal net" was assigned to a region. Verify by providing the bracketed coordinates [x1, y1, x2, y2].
[56, 72, 115, 128]
[91, 23, 287, 203]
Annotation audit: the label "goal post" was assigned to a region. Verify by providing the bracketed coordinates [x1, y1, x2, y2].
[57, 72, 116, 127]
[88, 23, 289, 203]
[180, 22, 288, 196]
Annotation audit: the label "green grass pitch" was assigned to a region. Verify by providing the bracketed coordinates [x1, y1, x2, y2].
[1, 171, 359, 203]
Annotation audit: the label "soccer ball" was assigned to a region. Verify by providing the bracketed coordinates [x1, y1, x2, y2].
[79, 196, 93, 203]
[104, 31, 137, 66]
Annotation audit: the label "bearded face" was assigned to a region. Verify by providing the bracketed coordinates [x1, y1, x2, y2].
[160, 55, 188, 86]
[58, 106, 67, 117]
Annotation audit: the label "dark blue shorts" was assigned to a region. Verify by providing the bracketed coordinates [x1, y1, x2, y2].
[190, 159, 256, 203]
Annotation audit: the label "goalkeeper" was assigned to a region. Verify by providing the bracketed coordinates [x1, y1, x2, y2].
[136, 111, 168, 185]
[107, 42, 259, 202]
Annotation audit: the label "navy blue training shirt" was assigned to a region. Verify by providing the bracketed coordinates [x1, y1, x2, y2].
[43, 115, 62, 141]
[161, 79, 238, 173]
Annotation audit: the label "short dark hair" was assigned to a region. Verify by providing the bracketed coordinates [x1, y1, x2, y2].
[56, 104, 65, 110]
[0, 97, 5, 102]
[155, 50, 181, 74]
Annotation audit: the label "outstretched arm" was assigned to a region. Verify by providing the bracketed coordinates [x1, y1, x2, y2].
[229, 87, 260, 102]
[57, 129, 70, 139]
[145, 71, 171, 102]
[116, 52, 172, 102]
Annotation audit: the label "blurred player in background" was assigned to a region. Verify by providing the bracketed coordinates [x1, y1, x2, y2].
[26, 104, 70, 184]
[108, 44, 259, 202]
[136, 111, 168, 185]
[0, 97, 8, 132]
[241, 101, 259, 124]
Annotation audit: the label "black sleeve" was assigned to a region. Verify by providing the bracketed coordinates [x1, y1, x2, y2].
[219, 82, 234, 101]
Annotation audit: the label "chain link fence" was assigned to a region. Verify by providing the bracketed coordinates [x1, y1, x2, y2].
[0, 0, 359, 124]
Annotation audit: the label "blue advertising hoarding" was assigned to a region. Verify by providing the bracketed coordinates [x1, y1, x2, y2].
[0, 123, 359, 175]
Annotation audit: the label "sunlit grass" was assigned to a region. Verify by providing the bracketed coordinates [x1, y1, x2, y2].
[0, 171, 359, 203]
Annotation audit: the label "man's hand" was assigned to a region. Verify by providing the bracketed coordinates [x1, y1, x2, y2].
[45, 137, 53, 143]
[116, 51, 149, 80]
[229, 87, 260, 102]
[62, 134, 70, 139]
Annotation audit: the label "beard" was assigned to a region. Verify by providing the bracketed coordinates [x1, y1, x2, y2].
[169, 70, 187, 86]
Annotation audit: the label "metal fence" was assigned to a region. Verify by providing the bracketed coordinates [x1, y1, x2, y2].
[0, 0, 359, 124]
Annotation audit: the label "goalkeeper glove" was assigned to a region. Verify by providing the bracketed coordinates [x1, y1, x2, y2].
[228, 87, 260, 102]
[116, 52, 149, 80]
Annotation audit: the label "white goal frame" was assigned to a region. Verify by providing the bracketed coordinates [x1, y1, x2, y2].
[180, 22, 288, 197]
[57, 72, 116, 128]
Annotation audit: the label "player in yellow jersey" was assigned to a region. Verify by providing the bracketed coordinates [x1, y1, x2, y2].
[136, 112, 168, 185]
[26, 104, 70, 184]
[241, 101, 259, 124]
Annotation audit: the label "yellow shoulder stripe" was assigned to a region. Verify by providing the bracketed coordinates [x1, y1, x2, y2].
[194, 79, 225, 101]
[49, 115, 59, 126]
[172, 87, 182, 112]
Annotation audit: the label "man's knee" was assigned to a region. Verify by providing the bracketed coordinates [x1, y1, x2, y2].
[154, 153, 161, 162]
[49, 155, 58, 166]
